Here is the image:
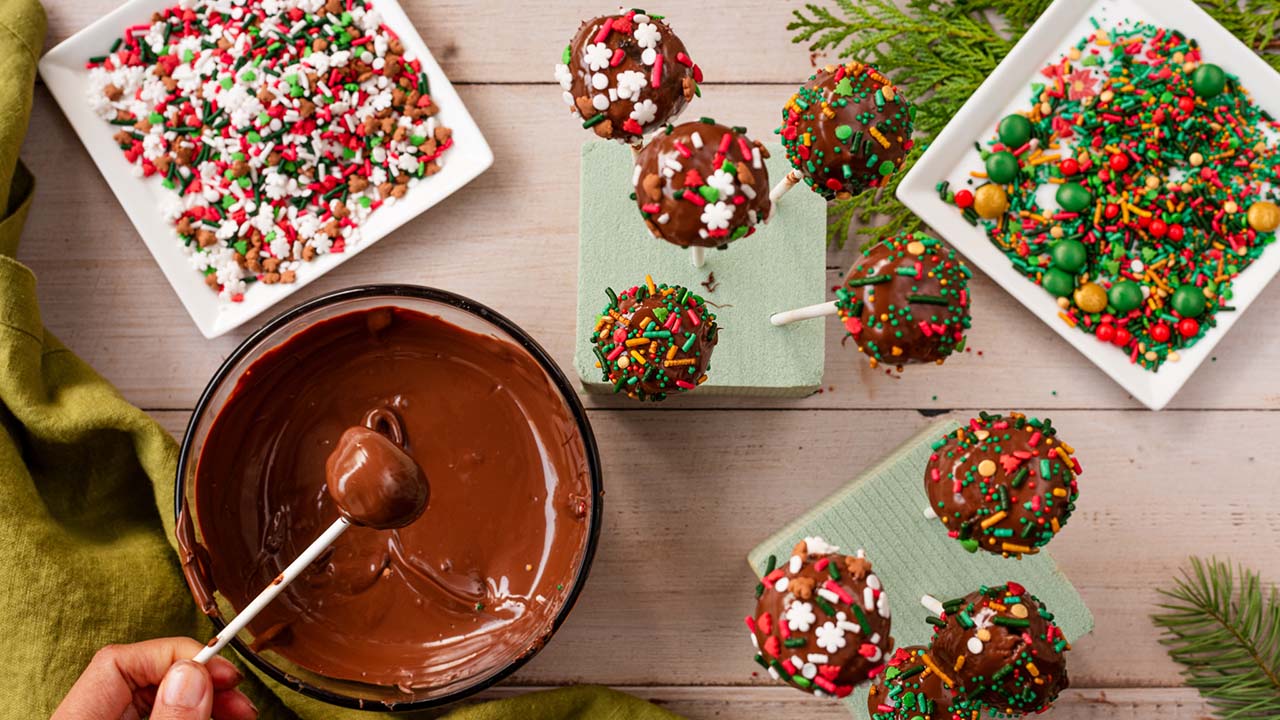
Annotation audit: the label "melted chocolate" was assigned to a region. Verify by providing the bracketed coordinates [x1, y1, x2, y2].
[325, 424, 428, 530]
[558, 13, 699, 141]
[927, 585, 1070, 715]
[749, 538, 893, 697]
[925, 413, 1080, 558]
[778, 61, 915, 199]
[634, 121, 772, 249]
[180, 306, 593, 692]
[834, 233, 972, 369]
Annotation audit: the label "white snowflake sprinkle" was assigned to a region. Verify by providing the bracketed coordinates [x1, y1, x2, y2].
[700, 201, 734, 230]
[634, 22, 662, 49]
[784, 602, 817, 633]
[814, 621, 847, 654]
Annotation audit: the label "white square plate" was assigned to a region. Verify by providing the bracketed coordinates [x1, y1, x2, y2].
[897, 0, 1280, 410]
[39, 0, 492, 338]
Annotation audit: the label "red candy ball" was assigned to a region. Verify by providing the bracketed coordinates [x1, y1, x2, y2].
[1104, 203, 1120, 219]
[1113, 327, 1132, 346]
[1149, 219, 1168, 238]
[1060, 158, 1080, 176]
[1109, 153, 1130, 172]
[955, 189, 974, 209]
[1168, 224, 1185, 241]
[1151, 323, 1172, 343]
[1178, 318, 1200, 337]
[1096, 324, 1116, 342]
[1178, 97, 1195, 113]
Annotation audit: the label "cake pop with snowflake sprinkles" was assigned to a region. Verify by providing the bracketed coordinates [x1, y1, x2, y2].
[633, 119, 772, 266]
[747, 537, 893, 698]
[555, 10, 702, 142]
[835, 232, 972, 370]
[925, 412, 1081, 558]
[773, 61, 915, 200]
[925, 583, 1071, 716]
[589, 275, 718, 401]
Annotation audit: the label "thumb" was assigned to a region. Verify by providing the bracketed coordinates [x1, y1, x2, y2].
[150, 660, 214, 720]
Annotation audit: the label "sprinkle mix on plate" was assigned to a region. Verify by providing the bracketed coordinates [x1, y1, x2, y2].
[940, 21, 1280, 371]
[87, 0, 453, 301]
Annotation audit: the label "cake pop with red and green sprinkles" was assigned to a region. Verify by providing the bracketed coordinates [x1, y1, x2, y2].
[748, 537, 894, 698]
[924, 583, 1071, 716]
[834, 232, 972, 370]
[556, 10, 701, 142]
[777, 61, 915, 199]
[590, 275, 717, 401]
[633, 119, 772, 249]
[924, 412, 1080, 558]
[867, 646, 977, 720]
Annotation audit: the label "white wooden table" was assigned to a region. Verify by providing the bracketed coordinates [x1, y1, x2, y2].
[21, 2, 1280, 717]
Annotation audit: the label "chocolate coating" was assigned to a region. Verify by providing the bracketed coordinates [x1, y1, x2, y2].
[590, 277, 717, 401]
[835, 233, 972, 369]
[927, 584, 1070, 715]
[557, 12, 700, 141]
[867, 646, 973, 720]
[634, 120, 772, 248]
[925, 412, 1080, 558]
[181, 306, 594, 691]
[325, 425, 428, 530]
[778, 61, 915, 199]
[749, 538, 893, 697]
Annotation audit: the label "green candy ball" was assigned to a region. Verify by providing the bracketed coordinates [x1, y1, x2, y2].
[1191, 63, 1226, 98]
[1042, 267, 1077, 297]
[985, 151, 1020, 184]
[997, 114, 1033, 148]
[1057, 182, 1092, 213]
[1171, 284, 1207, 317]
[1050, 239, 1087, 273]
[1108, 280, 1144, 313]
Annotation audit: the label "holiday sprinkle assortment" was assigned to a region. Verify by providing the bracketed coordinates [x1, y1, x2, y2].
[87, 0, 452, 301]
[941, 21, 1280, 371]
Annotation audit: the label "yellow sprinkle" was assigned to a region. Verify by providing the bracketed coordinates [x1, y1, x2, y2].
[629, 350, 647, 366]
[1055, 446, 1074, 471]
[625, 338, 648, 347]
[666, 344, 678, 361]
[920, 653, 956, 687]
[869, 126, 891, 149]
[639, 317, 652, 329]
[1052, 488, 1068, 497]
[1027, 153, 1061, 166]
[645, 274, 656, 295]
[1058, 311, 1077, 327]
[1002, 542, 1033, 554]
[970, 171, 989, 179]
[664, 358, 695, 367]
[1026, 662, 1040, 677]
[980, 511, 1008, 530]
[1051, 518, 1061, 533]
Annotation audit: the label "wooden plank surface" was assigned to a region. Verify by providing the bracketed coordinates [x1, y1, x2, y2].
[28, 0, 1280, 715]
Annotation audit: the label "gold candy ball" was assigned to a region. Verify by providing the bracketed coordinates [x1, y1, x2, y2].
[1247, 201, 1280, 233]
[1074, 282, 1108, 314]
[974, 184, 1009, 219]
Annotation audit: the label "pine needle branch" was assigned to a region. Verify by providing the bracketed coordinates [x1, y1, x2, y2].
[1152, 556, 1280, 719]
[788, 0, 1280, 249]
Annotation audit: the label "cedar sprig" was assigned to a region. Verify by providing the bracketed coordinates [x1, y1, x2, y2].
[1152, 556, 1280, 719]
[789, 0, 1280, 249]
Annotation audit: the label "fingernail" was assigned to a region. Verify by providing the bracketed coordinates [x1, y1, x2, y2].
[162, 660, 208, 708]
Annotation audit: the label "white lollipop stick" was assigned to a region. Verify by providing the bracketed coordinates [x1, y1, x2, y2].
[690, 246, 706, 268]
[769, 169, 802, 202]
[770, 300, 837, 327]
[193, 516, 352, 664]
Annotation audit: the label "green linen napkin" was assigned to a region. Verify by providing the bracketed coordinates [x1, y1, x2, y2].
[1, 2, 679, 718]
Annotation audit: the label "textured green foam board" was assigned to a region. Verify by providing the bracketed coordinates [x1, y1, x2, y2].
[574, 140, 827, 397]
[748, 418, 1093, 718]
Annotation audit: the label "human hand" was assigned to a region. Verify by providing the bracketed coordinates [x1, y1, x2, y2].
[53, 638, 257, 720]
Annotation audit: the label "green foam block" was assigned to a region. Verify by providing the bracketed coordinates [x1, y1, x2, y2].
[747, 418, 1093, 717]
[574, 140, 827, 397]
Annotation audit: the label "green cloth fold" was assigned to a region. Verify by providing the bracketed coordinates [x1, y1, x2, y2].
[0, 1, 678, 718]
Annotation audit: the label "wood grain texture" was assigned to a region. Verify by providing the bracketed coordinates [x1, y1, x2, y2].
[19, 85, 1280, 411]
[153, 409, 1280, 690]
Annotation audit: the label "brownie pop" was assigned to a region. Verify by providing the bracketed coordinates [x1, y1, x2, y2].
[770, 232, 972, 372]
[924, 584, 1071, 716]
[748, 537, 893, 698]
[773, 61, 915, 201]
[555, 10, 701, 143]
[633, 119, 772, 267]
[589, 275, 718, 401]
[925, 412, 1081, 558]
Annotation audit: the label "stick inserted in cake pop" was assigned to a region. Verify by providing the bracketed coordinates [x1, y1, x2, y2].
[193, 419, 428, 664]
[769, 169, 802, 202]
[769, 299, 836, 326]
[690, 246, 706, 268]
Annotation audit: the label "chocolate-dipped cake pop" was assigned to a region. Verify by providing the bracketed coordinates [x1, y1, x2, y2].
[925, 412, 1080, 558]
[926, 584, 1071, 716]
[867, 646, 975, 720]
[633, 119, 772, 260]
[834, 232, 972, 369]
[776, 61, 915, 200]
[590, 275, 718, 401]
[555, 10, 701, 142]
[748, 537, 893, 698]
